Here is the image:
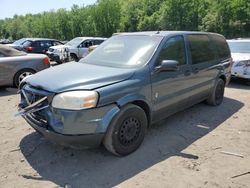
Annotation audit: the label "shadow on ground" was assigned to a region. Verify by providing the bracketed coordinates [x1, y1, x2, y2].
[0, 87, 17, 97]
[20, 97, 244, 188]
[227, 78, 250, 90]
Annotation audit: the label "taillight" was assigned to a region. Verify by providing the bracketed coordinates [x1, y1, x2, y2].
[43, 57, 50, 65]
[25, 46, 33, 51]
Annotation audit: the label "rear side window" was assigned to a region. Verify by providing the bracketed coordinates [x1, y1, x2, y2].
[212, 35, 231, 59]
[157, 35, 186, 65]
[94, 40, 104, 45]
[22, 41, 33, 47]
[39, 41, 52, 48]
[187, 35, 215, 64]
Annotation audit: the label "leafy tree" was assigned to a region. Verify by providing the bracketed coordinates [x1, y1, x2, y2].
[0, 0, 249, 40]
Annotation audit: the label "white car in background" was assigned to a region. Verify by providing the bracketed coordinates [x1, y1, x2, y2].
[47, 37, 106, 64]
[227, 39, 250, 84]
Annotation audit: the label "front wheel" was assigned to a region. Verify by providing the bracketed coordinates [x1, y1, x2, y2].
[206, 78, 225, 106]
[103, 104, 147, 156]
[70, 54, 79, 62]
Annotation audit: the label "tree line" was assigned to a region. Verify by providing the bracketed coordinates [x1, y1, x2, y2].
[0, 0, 249, 40]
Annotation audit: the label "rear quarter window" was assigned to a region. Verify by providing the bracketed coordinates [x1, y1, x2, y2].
[211, 35, 231, 60]
[39, 41, 53, 48]
[94, 40, 104, 45]
[22, 41, 33, 47]
[187, 34, 216, 64]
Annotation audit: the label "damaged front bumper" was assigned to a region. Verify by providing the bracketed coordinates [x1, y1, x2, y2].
[18, 84, 120, 148]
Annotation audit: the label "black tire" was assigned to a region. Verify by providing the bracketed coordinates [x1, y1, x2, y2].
[14, 69, 35, 87]
[103, 104, 147, 156]
[70, 54, 79, 62]
[0, 86, 7, 90]
[244, 80, 250, 86]
[206, 78, 225, 106]
[56, 60, 62, 64]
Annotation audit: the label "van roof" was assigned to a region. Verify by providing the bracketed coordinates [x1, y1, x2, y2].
[113, 31, 224, 37]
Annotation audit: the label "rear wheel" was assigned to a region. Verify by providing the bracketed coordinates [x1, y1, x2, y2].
[103, 104, 147, 156]
[244, 80, 250, 86]
[14, 69, 35, 87]
[56, 60, 63, 64]
[206, 78, 225, 106]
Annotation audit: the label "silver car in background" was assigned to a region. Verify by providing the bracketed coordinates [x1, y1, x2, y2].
[0, 45, 50, 87]
[47, 37, 106, 64]
[227, 39, 250, 83]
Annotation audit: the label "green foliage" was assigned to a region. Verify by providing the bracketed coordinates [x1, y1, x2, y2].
[0, 0, 249, 40]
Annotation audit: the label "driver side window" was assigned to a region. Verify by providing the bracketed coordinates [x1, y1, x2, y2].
[80, 40, 93, 48]
[157, 35, 186, 66]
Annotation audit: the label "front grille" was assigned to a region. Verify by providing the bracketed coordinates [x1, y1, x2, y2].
[20, 85, 52, 125]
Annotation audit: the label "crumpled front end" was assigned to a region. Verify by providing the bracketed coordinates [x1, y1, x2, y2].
[18, 84, 120, 148]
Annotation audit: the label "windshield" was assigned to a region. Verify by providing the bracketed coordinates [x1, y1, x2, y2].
[65, 37, 83, 46]
[228, 41, 250, 53]
[81, 35, 162, 68]
[13, 38, 27, 45]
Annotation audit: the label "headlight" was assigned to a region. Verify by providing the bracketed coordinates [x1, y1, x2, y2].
[52, 91, 98, 110]
[235, 60, 250, 67]
[55, 48, 63, 53]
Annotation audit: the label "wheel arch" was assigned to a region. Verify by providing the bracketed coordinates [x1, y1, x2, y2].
[116, 95, 152, 126]
[219, 74, 226, 83]
[13, 68, 36, 87]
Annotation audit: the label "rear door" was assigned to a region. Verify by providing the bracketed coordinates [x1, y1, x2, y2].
[38, 41, 53, 53]
[151, 35, 193, 121]
[211, 35, 232, 83]
[185, 34, 218, 104]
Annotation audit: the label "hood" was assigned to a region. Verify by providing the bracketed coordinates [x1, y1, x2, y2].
[25, 62, 135, 93]
[231, 53, 250, 61]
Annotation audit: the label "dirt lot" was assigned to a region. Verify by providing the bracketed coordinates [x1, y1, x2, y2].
[0, 80, 249, 188]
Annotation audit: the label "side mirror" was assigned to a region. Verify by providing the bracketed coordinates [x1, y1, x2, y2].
[155, 60, 179, 73]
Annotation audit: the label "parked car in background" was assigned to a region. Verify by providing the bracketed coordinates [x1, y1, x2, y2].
[8, 38, 30, 50]
[227, 39, 250, 84]
[18, 31, 231, 156]
[20, 38, 63, 54]
[47, 37, 107, 64]
[0, 39, 13, 44]
[0, 45, 50, 87]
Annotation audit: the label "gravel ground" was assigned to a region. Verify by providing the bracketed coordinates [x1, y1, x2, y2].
[0, 80, 249, 188]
